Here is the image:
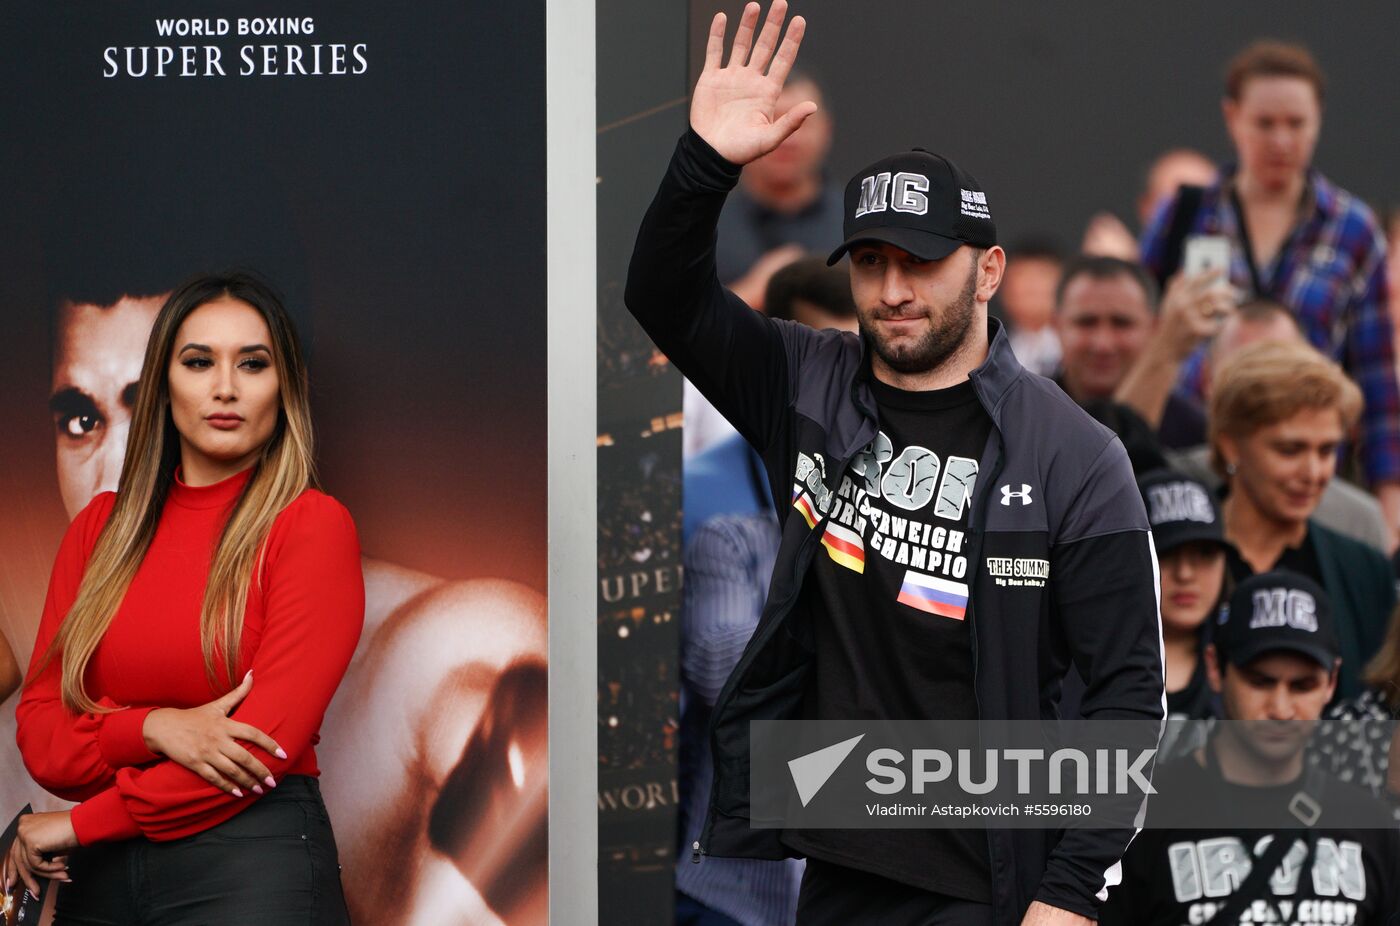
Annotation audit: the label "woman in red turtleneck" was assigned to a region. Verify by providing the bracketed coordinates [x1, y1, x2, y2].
[8, 272, 363, 924]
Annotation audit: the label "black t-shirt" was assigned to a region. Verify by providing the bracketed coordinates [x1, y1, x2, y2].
[1225, 529, 1324, 586]
[783, 377, 994, 904]
[1101, 754, 1400, 926]
[1166, 654, 1216, 720]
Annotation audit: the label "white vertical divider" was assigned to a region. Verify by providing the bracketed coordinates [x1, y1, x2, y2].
[546, 0, 598, 923]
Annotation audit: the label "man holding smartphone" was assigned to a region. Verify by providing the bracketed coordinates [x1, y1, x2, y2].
[625, 3, 1165, 924]
[1112, 259, 1237, 440]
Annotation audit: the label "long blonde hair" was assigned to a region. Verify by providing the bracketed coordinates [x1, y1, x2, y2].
[37, 272, 318, 713]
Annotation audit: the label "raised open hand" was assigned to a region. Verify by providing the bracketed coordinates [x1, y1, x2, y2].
[692, 0, 817, 166]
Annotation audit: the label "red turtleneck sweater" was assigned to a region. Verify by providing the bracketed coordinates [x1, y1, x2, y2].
[17, 467, 364, 845]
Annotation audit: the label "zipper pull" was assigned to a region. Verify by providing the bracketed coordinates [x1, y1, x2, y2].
[690, 840, 704, 863]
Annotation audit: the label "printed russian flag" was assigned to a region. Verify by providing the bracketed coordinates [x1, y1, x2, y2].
[791, 487, 819, 529]
[897, 570, 969, 620]
[821, 520, 865, 573]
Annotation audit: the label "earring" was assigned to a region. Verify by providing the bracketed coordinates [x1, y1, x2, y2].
[1225, 462, 1237, 476]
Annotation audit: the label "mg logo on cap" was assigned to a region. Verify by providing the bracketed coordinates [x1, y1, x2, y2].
[854, 171, 930, 218]
[1250, 588, 1318, 632]
[1146, 481, 1215, 526]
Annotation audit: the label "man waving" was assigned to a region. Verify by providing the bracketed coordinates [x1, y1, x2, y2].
[626, 4, 1165, 923]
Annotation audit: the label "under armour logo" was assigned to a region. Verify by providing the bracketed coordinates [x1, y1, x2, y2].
[1000, 484, 1033, 506]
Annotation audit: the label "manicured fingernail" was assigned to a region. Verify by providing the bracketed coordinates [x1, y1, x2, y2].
[232, 788, 244, 798]
[252, 785, 264, 795]
[265, 776, 277, 788]
[275, 748, 287, 760]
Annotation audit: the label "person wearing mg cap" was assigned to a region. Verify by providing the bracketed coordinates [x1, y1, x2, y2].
[1140, 470, 1233, 724]
[625, 3, 1164, 924]
[1101, 571, 1400, 924]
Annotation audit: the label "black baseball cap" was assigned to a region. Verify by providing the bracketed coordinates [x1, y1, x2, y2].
[827, 149, 997, 266]
[1138, 470, 1230, 556]
[1214, 571, 1340, 671]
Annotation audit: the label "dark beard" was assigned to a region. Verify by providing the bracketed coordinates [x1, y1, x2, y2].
[859, 261, 979, 375]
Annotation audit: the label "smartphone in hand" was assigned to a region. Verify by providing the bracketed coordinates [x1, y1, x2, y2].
[1183, 234, 1231, 277]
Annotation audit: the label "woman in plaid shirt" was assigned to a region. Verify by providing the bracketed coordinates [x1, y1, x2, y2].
[1141, 40, 1400, 547]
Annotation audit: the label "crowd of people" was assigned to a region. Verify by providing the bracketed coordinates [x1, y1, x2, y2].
[671, 22, 1400, 926]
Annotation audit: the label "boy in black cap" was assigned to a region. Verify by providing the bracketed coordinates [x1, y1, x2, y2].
[1101, 571, 1400, 924]
[626, 2, 1164, 924]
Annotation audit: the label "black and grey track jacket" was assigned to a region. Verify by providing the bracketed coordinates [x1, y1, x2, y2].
[625, 129, 1166, 924]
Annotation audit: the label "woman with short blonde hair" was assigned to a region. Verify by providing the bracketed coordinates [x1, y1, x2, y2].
[1209, 339, 1390, 700]
[1208, 338, 1362, 476]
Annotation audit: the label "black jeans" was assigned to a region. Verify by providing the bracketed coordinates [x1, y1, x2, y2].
[796, 858, 993, 926]
[55, 776, 350, 926]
